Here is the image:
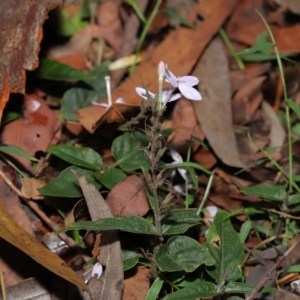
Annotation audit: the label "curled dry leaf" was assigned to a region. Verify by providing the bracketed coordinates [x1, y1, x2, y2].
[167, 98, 205, 153]
[106, 175, 150, 217]
[1, 94, 61, 171]
[75, 103, 140, 133]
[20, 178, 46, 200]
[76, 0, 239, 133]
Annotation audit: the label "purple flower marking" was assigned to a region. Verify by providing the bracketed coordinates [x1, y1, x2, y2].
[164, 65, 202, 101]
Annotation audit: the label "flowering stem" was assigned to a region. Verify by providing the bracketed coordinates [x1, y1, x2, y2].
[185, 140, 192, 208]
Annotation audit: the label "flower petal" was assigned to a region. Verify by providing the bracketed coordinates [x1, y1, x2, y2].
[205, 206, 218, 222]
[91, 101, 109, 108]
[178, 168, 187, 180]
[179, 76, 199, 86]
[91, 262, 103, 279]
[115, 97, 125, 104]
[168, 93, 182, 102]
[135, 87, 155, 100]
[169, 147, 183, 163]
[164, 65, 178, 88]
[178, 84, 202, 101]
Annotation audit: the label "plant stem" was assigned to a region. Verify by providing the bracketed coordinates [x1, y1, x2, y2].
[256, 10, 294, 193]
[219, 28, 245, 70]
[130, 0, 162, 76]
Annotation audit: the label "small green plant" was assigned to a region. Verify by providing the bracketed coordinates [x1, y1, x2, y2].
[52, 61, 274, 299]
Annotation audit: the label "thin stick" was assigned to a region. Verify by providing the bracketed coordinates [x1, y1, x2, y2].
[0, 169, 77, 248]
[0, 262, 6, 300]
[246, 235, 300, 300]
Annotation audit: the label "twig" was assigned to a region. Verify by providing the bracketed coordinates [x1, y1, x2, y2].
[246, 235, 300, 300]
[0, 262, 6, 300]
[0, 169, 77, 248]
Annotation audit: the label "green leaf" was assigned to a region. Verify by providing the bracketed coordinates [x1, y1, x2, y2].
[227, 297, 244, 300]
[47, 145, 102, 170]
[205, 211, 244, 284]
[239, 52, 295, 62]
[186, 167, 198, 189]
[60, 62, 109, 121]
[236, 42, 275, 55]
[287, 194, 300, 206]
[39, 166, 101, 198]
[0, 145, 38, 161]
[146, 277, 164, 300]
[37, 59, 94, 81]
[286, 264, 300, 273]
[59, 7, 89, 36]
[95, 167, 127, 189]
[57, 215, 156, 235]
[239, 219, 252, 243]
[224, 281, 275, 294]
[163, 162, 211, 175]
[112, 131, 150, 171]
[156, 236, 215, 272]
[240, 184, 287, 201]
[122, 249, 140, 271]
[287, 99, 300, 120]
[60, 88, 97, 121]
[2, 111, 20, 124]
[161, 209, 200, 235]
[163, 281, 218, 300]
[159, 8, 195, 28]
[83, 61, 110, 93]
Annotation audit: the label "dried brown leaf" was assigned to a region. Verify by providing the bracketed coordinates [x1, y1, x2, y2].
[1, 94, 61, 171]
[20, 178, 45, 200]
[193, 36, 245, 168]
[232, 76, 266, 125]
[73, 171, 123, 300]
[121, 266, 151, 300]
[106, 175, 150, 217]
[167, 98, 205, 153]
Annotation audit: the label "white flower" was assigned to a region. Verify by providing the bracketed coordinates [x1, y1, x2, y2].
[164, 65, 202, 101]
[163, 147, 187, 180]
[91, 262, 103, 279]
[205, 206, 218, 223]
[135, 87, 182, 104]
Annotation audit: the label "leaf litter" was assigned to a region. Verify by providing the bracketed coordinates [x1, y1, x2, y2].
[2, 0, 300, 299]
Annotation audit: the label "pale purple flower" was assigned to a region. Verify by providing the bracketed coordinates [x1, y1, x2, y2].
[91, 262, 103, 279]
[164, 65, 202, 101]
[135, 87, 181, 104]
[163, 147, 187, 180]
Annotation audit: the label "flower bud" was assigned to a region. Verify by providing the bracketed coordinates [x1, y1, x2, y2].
[158, 61, 165, 80]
